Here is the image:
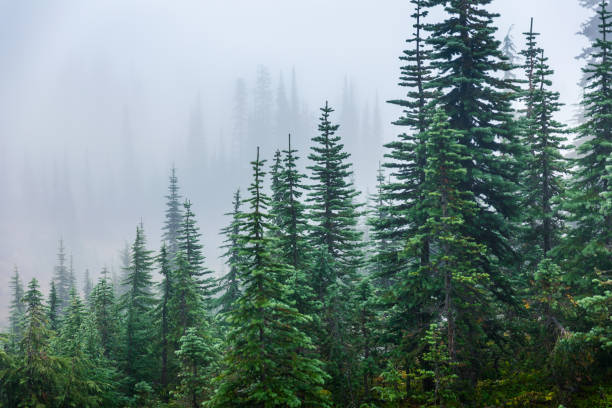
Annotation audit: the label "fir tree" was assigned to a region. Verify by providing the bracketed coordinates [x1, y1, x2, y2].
[275, 134, 316, 316]
[8, 266, 25, 350]
[83, 269, 93, 302]
[48, 280, 60, 333]
[156, 243, 174, 397]
[210, 148, 330, 408]
[307, 101, 363, 286]
[163, 166, 183, 258]
[502, 25, 518, 80]
[519, 45, 568, 265]
[177, 200, 214, 306]
[53, 238, 71, 315]
[560, 1, 612, 287]
[173, 327, 216, 408]
[57, 288, 86, 357]
[307, 102, 363, 404]
[217, 189, 243, 316]
[120, 224, 156, 387]
[91, 269, 119, 359]
[384, 0, 435, 274]
[424, 0, 521, 273]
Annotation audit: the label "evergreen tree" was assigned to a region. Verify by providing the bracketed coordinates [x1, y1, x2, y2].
[48, 280, 60, 332]
[307, 101, 363, 285]
[177, 200, 214, 306]
[156, 243, 174, 397]
[210, 148, 330, 408]
[173, 327, 216, 408]
[56, 288, 86, 357]
[91, 269, 119, 359]
[519, 44, 568, 266]
[502, 25, 518, 80]
[217, 189, 243, 316]
[274, 134, 316, 316]
[425, 0, 521, 269]
[8, 266, 25, 350]
[307, 101, 363, 404]
[83, 269, 93, 302]
[559, 1, 612, 288]
[169, 250, 206, 345]
[270, 149, 284, 231]
[120, 224, 157, 388]
[53, 238, 71, 314]
[163, 166, 183, 258]
[418, 0, 522, 387]
[384, 0, 435, 274]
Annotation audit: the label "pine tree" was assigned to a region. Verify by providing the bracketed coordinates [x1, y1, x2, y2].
[307, 101, 363, 286]
[274, 134, 316, 316]
[48, 280, 60, 332]
[57, 288, 86, 357]
[91, 269, 119, 359]
[156, 243, 174, 397]
[83, 269, 93, 302]
[217, 189, 243, 316]
[419, 110, 488, 362]
[16, 278, 63, 407]
[384, 0, 435, 274]
[502, 25, 518, 80]
[169, 250, 206, 344]
[8, 266, 25, 351]
[270, 149, 285, 231]
[163, 166, 183, 258]
[560, 1, 612, 288]
[425, 0, 521, 269]
[519, 44, 568, 266]
[173, 327, 216, 408]
[120, 224, 157, 388]
[53, 238, 71, 314]
[307, 101, 363, 404]
[210, 148, 330, 408]
[177, 200, 214, 307]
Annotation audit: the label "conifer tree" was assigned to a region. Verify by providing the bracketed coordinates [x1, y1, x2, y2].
[270, 149, 285, 231]
[417, 110, 488, 363]
[383, 0, 435, 278]
[163, 166, 183, 258]
[156, 243, 174, 397]
[210, 148, 330, 408]
[57, 288, 86, 357]
[307, 101, 363, 404]
[169, 250, 206, 343]
[91, 269, 119, 359]
[502, 25, 518, 80]
[560, 1, 612, 287]
[48, 280, 60, 332]
[177, 200, 214, 306]
[217, 189, 243, 316]
[53, 238, 71, 314]
[8, 266, 25, 350]
[270, 135, 316, 316]
[173, 327, 216, 408]
[519, 45, 568, 265]
[307, 101, 363, 286]
[83, 269, 93, 302]
[120, 224, 156, 388]
[16, 278, 62, 407]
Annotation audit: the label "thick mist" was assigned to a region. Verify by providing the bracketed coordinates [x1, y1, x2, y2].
[0, 0, 591, 324]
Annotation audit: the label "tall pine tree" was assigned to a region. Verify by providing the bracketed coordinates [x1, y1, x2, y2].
[210, 148, 330, 408]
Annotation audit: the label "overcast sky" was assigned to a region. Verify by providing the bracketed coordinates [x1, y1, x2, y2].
[0, 0, 592, 324]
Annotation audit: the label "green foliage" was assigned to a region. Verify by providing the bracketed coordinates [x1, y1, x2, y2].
[209, 149, 330, 408]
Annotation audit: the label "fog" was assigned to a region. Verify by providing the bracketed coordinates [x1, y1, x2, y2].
[0, 0, 591, 323]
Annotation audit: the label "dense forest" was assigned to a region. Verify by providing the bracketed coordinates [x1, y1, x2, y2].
[1, 0, 612, 407]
